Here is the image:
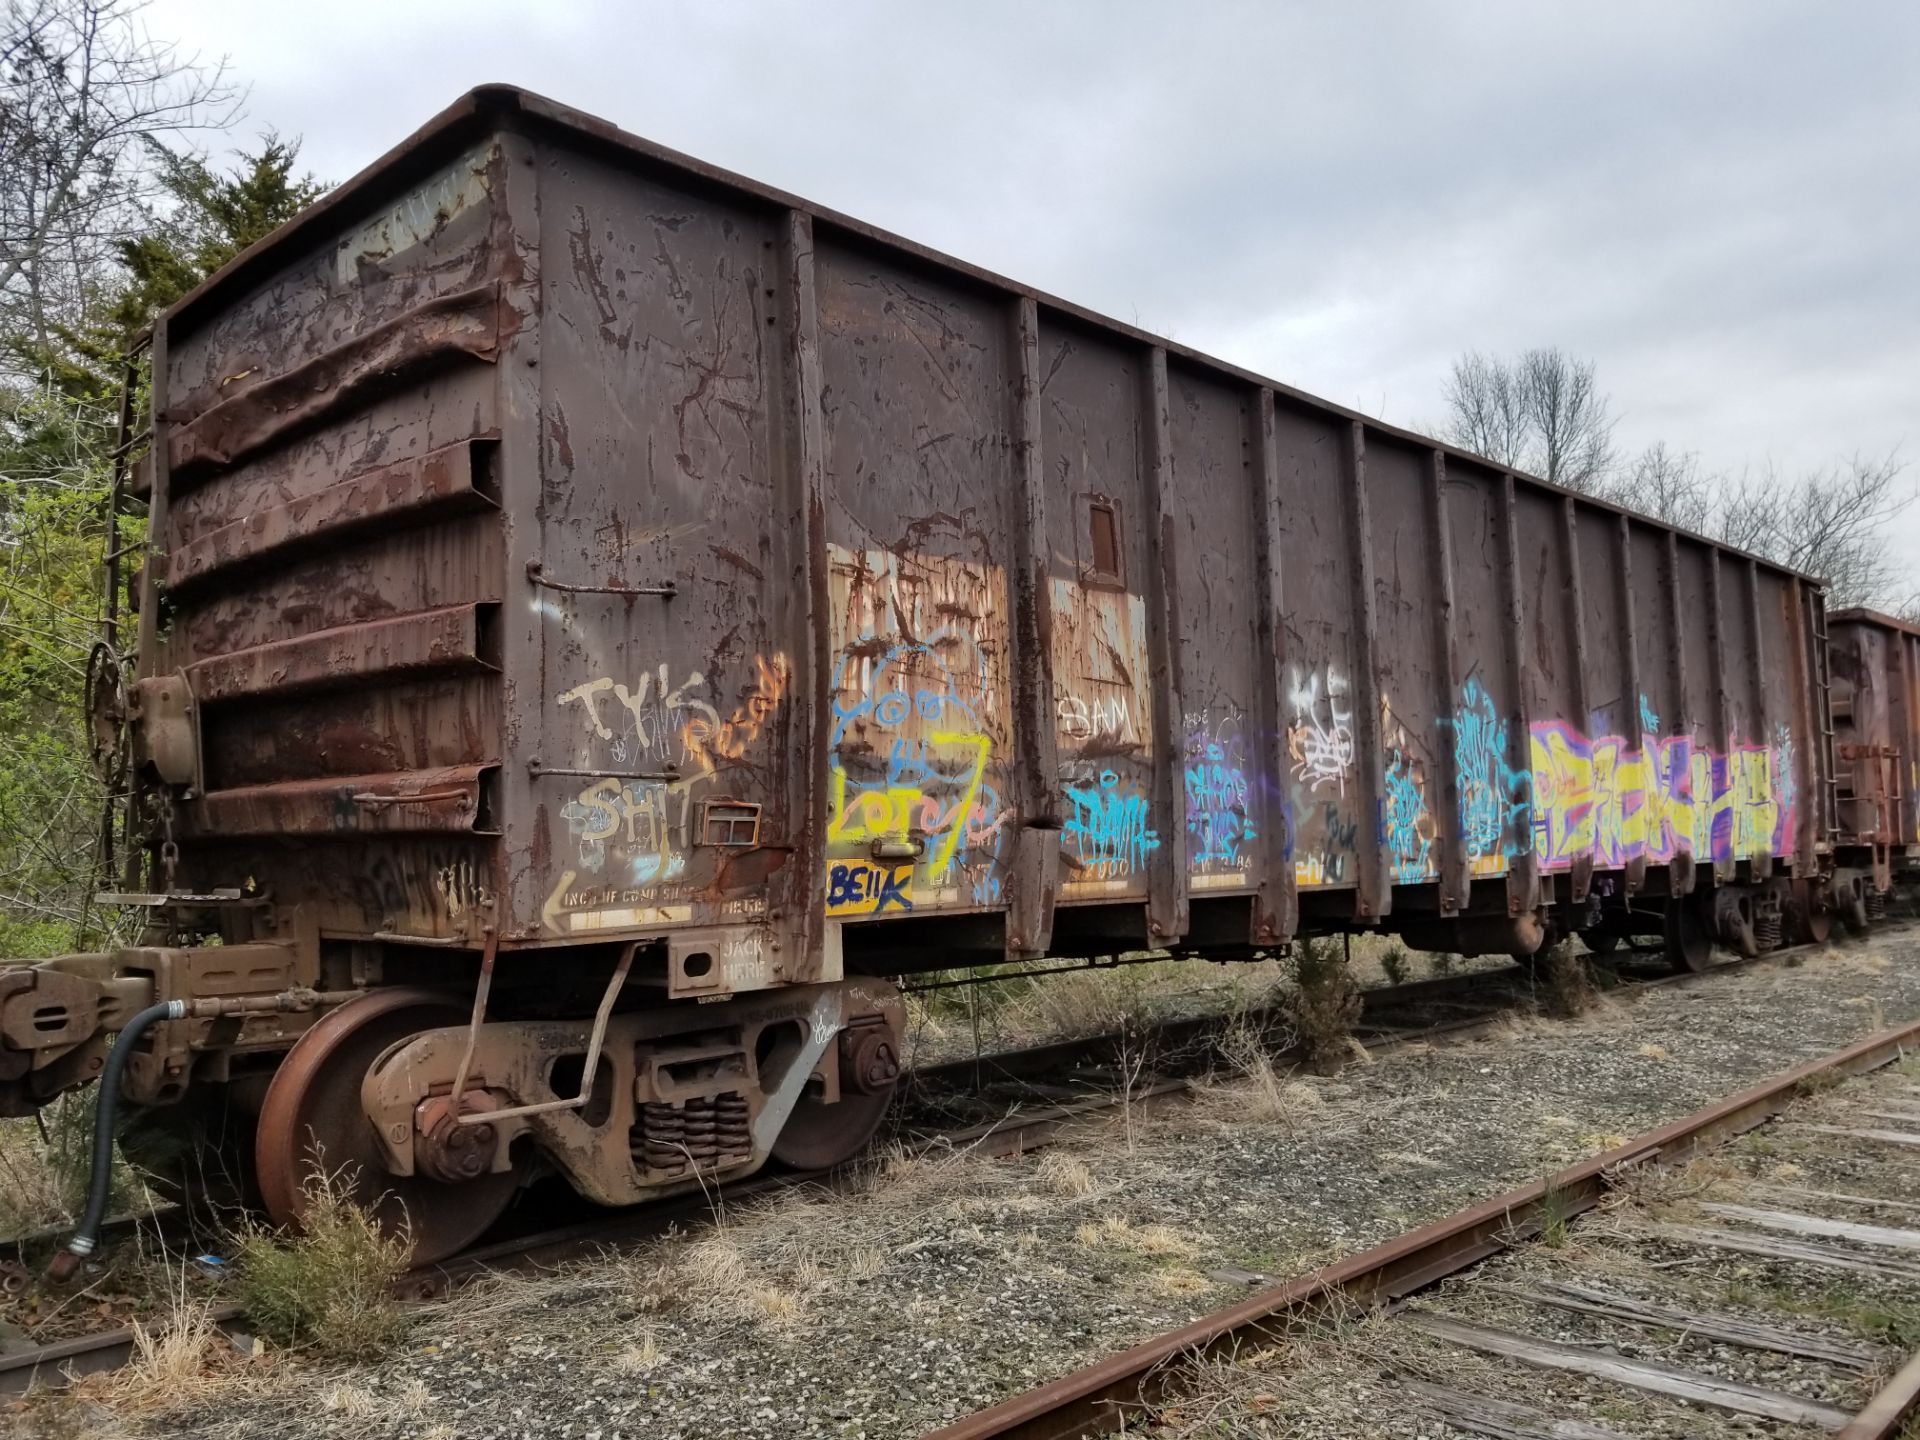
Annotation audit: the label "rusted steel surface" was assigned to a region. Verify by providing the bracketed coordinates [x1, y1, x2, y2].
[922, 1015, 1920, 1440]
[1829, 609, 1920, 858]
[143, 85, 1829, 979]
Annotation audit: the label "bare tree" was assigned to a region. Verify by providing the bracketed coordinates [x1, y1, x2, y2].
[1441, 351, 1531, 471]
[1441, 346, 1615, 493]
[1719, 452, 1911, 610]
[1518, 348, 1615, 492]
[0, 0, 237, 361]
[1602, 440, 1713, 533]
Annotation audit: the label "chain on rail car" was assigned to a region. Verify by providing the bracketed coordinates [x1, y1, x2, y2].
[0, 88, 1902, 1266]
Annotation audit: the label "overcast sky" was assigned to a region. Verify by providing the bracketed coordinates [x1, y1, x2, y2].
[150, 0, 1920, 598]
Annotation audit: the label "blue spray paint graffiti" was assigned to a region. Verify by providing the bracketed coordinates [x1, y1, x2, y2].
[1382, 751, 1433, 884]
[1450, 678, 1532, 873]
[1184, 713, 1254, 878]
[1065, 768, 1160, 879]
[1639, 694, 1660, 736]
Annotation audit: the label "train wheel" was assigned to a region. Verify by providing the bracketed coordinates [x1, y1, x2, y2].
[770, 1020, 901, 1171]
[255, 988, 519, 1267]
[1663, 898, 1712, 974]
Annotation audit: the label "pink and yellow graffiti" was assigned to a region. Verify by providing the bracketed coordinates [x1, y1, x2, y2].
[1529, 722, 1795, 869]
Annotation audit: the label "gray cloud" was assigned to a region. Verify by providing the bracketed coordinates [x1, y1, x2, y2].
[153, 0, 1920, 592]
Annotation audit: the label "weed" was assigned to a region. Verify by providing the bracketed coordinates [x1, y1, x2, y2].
[1725, 1276, 1920, 1351]
[1794, 1070, 1845, 1099]
[1289, 939, 1361, 1075]
[234, 1167, 410, 1360]
[1379, 942, 1409, 987]
[1206, 1025, 1321, 1130]
[1429, 951, 1458, 976]
[93, 1265, 232, 1413]
[1539, 942, 1593, 1019]
[321, 1382, 382, 1419]
[614, 1331, 663, 1373]
[1036, 1151, 1095, 1198]
[1537, 1180, 1572, 1249]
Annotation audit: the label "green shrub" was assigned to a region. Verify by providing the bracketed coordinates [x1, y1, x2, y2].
[236, 1171, 410, 1360]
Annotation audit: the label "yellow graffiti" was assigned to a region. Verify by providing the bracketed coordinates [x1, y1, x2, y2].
[926, 730, 989, 873]
[1530, 724, 1783, 868]
[825, 858, 913, 916]
[826, 731, 990, 881]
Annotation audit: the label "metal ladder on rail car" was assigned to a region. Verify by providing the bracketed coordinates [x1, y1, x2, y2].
[1811, 596, 1842, 847]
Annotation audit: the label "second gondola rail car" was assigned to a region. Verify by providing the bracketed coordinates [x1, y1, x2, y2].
[1829, 607, 1920, 905]
[0, 86, 1875, 1260]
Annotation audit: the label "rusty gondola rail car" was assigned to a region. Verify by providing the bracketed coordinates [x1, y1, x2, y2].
[0, 85, 1895, 1260]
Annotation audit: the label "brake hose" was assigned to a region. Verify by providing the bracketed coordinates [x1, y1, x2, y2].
[46, 998, 186, 1283]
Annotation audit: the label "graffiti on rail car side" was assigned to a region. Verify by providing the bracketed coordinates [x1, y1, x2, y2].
[1449, 678, 1532, 875]
[1285, 665, 1355, 795]
[1184, 709, 1254, 886]
[1063, 766, 1160, 880]
[1528, 720, 1796, 868]
[1286, 663, 1361, 890]
[1053, 577, 1158, 892]
[825, 544, 1012, 915]
[1380, 697, 1438, 886]
[546, 651, 795, 921]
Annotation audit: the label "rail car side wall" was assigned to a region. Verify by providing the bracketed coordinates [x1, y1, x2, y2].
[522, 122, 1825, 967]
[147, 100, 1832, 974]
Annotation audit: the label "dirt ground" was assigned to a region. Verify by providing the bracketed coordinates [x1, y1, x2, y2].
[17, 931, 1920, 1440]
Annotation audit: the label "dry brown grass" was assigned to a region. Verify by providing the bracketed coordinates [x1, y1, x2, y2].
[1073, 1214, 1200, 1262]
[1036, 1150, 1096, 1197]
[1202, 1025, 1324, 1131]
[94, 1288, 231, 1412]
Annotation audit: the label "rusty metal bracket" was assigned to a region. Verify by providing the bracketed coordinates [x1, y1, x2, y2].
[445, 939, 636, 1127]
[353, 789, 472, 808]
[525, 560, 675, 598]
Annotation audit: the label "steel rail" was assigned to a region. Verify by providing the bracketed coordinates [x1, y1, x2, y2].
[921, 1015, 1920, 1440]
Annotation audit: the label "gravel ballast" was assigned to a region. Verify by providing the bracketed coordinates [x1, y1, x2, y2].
[50, 933, 1920, 1440]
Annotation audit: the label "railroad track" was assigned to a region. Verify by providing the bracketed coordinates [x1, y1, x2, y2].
[924, 1015, 1920, 1439]
[0, 928, 1901, 1399]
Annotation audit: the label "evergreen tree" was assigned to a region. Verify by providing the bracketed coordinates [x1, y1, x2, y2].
[0, 138, 326, 953]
